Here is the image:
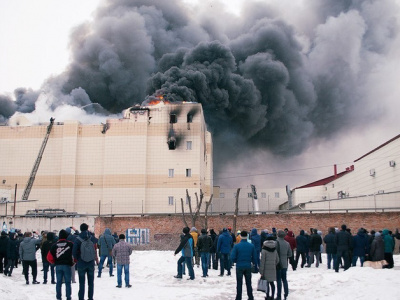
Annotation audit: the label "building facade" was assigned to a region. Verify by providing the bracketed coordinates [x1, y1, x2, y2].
[0, 102, 213, 217]
[287, 134, 400, 212]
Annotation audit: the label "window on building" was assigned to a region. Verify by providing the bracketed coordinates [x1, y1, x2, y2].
[186, 168, 192, 177]
[275, 192, 280, 198]
[168, 196, 174, 206]
[220, 193, 225, 198]
[187, 114, 193, 123]
[248, 193, 253, 198]
[168, 139, 176, 150]
[261, 192, 266, 198]
[186, 141, 192, 150]
[170, 114, 177, 123]
[168, 169, 174, 177]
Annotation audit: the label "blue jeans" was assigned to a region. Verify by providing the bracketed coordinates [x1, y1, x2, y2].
[220, 253, 231, 275]
[352, 255, 365, 267]
[235, 268, 253, 300]
[56, 265, 72, 300]
[117, 264, 130, 287]
[177, 256, 194, 279]
[43, 261, 55, 282]
[200, 252, 210, 276]
[77, 265, 94, 300]
[327, 253, 337, 269]
[276, 268, 288, 299]
[98, 254, 113, 276]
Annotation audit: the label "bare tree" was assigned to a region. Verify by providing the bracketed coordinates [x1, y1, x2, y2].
[180, 197, 188, 228]
[203, 194, 213, 229]
[180, 189, 204, 228]
[233, 188, 241, 234]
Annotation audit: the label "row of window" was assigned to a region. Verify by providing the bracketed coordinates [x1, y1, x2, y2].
[170, 114, 193, 123]
[169, 168, 192, 177]
[219, 192, 280, 198]
[168, 196, 191, 205]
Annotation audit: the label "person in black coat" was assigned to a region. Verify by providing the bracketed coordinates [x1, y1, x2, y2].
[306, 229, 322, 268]
[323, 227, 337, 269]
[334, 224, 352, 272]
[41, 232, 56, 284]
[197, 228, 213, 277]
[0, 231, 9, 273]
[209, 229, 217, 270]
[5, 232, 17, 276]
[295, 230, 308, 269]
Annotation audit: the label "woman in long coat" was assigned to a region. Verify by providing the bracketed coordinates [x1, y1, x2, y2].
[370, 232, 385, 262]
[259, 235, 279, 300]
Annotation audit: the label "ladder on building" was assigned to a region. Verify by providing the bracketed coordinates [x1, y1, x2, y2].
[21, 117, 55, 201]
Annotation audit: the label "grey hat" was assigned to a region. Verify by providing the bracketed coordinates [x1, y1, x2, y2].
[277, 230, 286, 238]
[375, 232, 381, 237]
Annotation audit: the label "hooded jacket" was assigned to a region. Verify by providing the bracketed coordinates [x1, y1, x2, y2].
[250, 228, 261, 253]
[217, 230, 233, 254]
[284, 231, 297, 250]
[323, 231, 337, 254]
[98, 228, 116, 256]
[175, 233, 193, 258]
[260, 240, 279, 281]
[382, 229, 395, 253]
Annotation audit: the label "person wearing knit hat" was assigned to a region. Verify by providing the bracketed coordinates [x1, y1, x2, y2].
[174, 227, 195, 280]
[230, 230, 257, 300]
[47, 229, 74, 300]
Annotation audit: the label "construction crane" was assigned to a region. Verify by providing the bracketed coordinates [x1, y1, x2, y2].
[21, 117, 55, 201]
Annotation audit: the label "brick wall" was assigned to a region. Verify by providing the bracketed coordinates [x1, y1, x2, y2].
[95, 212, 400, 250]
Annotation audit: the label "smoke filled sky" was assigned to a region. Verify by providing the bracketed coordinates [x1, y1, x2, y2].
[1, 0, 400, 189]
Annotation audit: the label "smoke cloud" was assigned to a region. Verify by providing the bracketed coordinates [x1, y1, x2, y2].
[1, 0, 399, 186]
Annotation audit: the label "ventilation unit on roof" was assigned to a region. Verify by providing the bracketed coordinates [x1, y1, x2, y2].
[369, 169, 376, 176]
[389, 160, 396, 167]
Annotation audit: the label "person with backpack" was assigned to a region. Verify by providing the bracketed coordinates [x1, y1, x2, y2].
[97, 228, 116, 278]
[72, 223, 96, 300]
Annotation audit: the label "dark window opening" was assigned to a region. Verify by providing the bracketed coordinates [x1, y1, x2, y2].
[170, 114, 177, 123]
[168, 140, 176, 150]
[187, 114, 193, 123]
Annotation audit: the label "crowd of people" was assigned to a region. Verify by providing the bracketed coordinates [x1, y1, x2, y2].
[0, 223, 133, 300]
[173, 225, 400, 300]
[0, 223, 398, 300]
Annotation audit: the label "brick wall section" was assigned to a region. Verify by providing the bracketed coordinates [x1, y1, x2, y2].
[95, 212, 400, 248]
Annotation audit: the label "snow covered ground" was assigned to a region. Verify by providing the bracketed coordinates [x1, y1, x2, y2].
[1, 252, 399, 300]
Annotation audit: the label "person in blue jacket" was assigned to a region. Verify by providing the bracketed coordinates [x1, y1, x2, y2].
[231, 231, 257, 300]
[217, 228, 233, 276]
[250, 228, 261, 271]
[352, 228, 368, 267]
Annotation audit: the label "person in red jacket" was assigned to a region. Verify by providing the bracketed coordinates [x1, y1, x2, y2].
[284, 231, 297, 271]
[47, 229, 74, 300]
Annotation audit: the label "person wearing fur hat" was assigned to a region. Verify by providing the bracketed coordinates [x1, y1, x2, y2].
[276, 230, 292, 300]
[260, 235, 279, 300]
[174, 227, 195, 280]
[231, 231, 257, 300]
[47, 229, 74, 300]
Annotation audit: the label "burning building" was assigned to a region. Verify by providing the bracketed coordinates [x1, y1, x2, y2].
[0, 101, 212, 217]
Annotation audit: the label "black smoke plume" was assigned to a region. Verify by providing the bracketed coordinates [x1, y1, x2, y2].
[1, 0, 399, 185]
